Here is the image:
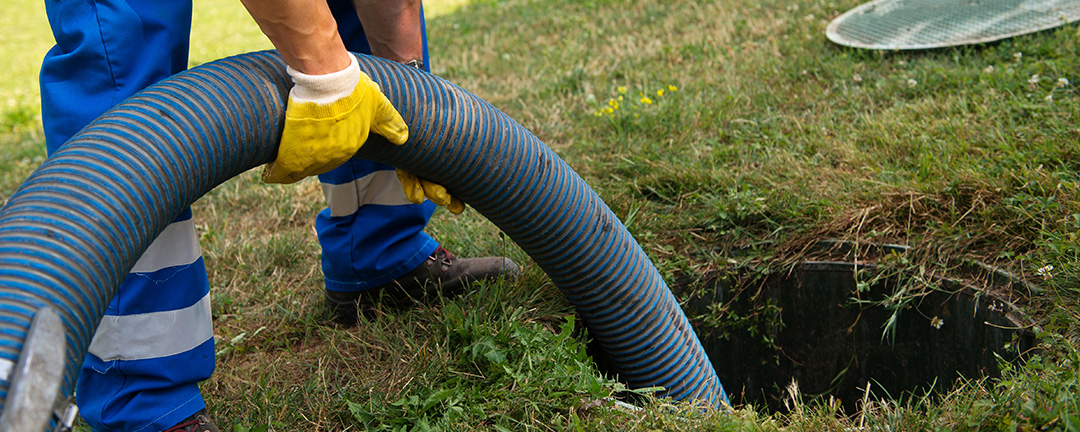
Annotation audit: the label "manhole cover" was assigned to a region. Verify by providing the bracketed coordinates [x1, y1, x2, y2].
[827, 0, 1080, 50]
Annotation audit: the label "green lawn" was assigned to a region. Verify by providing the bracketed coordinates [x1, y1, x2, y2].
[2, 0, 1079, 430]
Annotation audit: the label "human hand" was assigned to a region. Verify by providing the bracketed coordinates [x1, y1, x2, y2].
[263, 55, 408, 184]
[396, 169, 465, 214]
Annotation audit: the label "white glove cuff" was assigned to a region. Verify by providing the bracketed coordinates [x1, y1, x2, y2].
[286, 55, 361, 105]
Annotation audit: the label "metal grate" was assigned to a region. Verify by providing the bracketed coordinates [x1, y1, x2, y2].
[827, 0, 1080, 50]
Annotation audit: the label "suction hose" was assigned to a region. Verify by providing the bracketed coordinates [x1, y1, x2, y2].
[0, 51, 727, 428]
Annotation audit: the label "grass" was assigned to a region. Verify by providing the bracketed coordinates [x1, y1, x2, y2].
[2, 0, 1079, 430]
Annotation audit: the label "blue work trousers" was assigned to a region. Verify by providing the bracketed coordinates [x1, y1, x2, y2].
[39, 0, 435, 430]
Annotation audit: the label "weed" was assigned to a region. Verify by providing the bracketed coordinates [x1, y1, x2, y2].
[352, 313, 618, 431]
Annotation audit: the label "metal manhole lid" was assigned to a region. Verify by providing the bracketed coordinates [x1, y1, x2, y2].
[826, 0, 1080, 50]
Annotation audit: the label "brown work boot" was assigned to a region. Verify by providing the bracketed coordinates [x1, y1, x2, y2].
[162, 409, 219, 432]
[326, 246, 520, 324]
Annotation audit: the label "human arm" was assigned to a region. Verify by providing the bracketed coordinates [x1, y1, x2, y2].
[354, 0, 424, 64]
[238, 0, 352, 75]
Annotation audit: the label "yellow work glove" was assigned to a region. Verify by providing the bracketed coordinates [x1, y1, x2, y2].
[396, 169, 465, 214]
[263, 55, 408, 184]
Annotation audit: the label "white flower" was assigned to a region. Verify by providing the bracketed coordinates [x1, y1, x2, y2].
[930, 316, 944, 329]
[1045, 94, 1054, 102]
[1013, 52, 1023, 61]
[1036, 265, 1054, 279]
[983, 65, 995, 73]
[907, 78, 918, 87]
[1058, 77, 1069, 87]
[852, 73, 863, 83]
[1029, 74, 1040, 85]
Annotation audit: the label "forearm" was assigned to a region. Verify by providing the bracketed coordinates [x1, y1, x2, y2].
[353, 0, 424, 63]
[239, 0, 352, 74]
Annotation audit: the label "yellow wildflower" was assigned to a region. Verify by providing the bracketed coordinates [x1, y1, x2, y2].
[640, 96, 653, 104]
[617, 86, 628, 94]
[656, 89, 665, 97]
[668, 85, 678, 92]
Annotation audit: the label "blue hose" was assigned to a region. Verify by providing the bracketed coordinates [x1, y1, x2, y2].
[0, 51, 727, 421]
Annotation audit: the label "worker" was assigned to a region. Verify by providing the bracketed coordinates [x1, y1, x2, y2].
[38, 0, 519, 430]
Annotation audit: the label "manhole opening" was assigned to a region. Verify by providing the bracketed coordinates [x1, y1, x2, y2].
[590, 255, 1040, 413]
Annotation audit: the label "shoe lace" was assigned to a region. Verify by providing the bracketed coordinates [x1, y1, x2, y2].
[431, 246, 454, 266]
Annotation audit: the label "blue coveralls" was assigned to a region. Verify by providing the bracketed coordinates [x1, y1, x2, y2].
[39, 1, 437, 430]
